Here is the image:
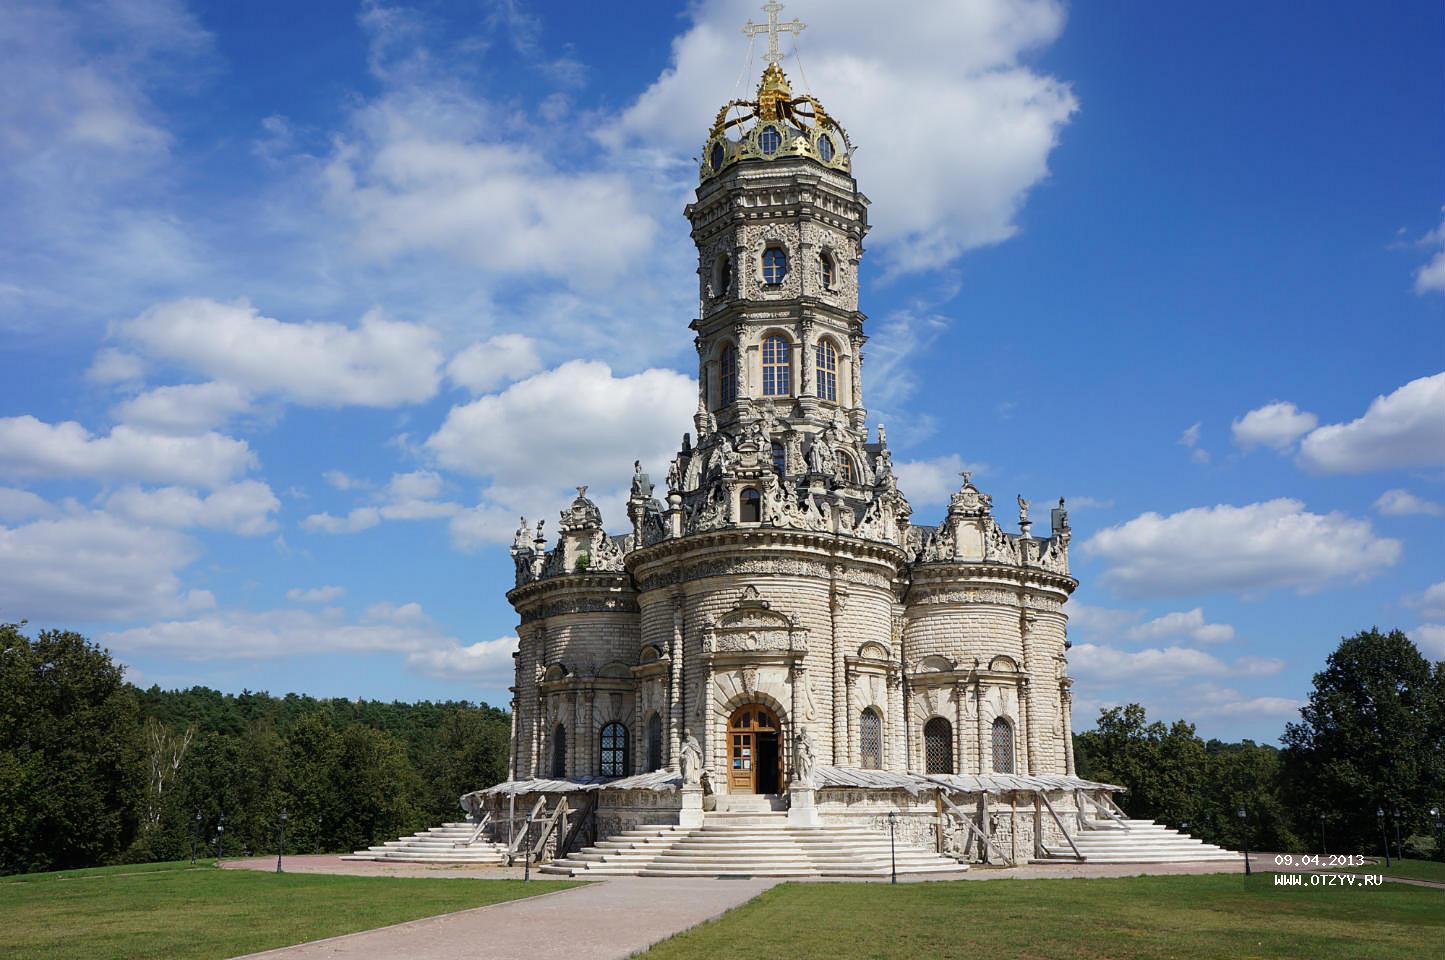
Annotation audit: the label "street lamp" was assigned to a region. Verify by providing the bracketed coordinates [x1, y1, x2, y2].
[1391, 809, 1403, 863]
[1237, 806, 1251, 877]
[216, 813, 226, 866]
[276, 808, 288, 874]
[191, 810, 202, 865]
[1431, 806, 1442, 862]
[1319, 813, 1327, 857]
[1377, 808, 1390, 868]
[887, 811, 898, 885]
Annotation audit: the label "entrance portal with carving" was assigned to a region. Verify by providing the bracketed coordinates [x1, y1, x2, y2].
[727, 704, 782, 794]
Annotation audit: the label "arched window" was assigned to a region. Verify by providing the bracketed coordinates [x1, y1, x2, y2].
[820, 252, 835, 290]
[740, 487, 762, 523]
[759, 125, 782, 154]
[762, 246, 788, 285]
[600, 722, 629, 777]
[837, 451, 858, 485]
[924, 717, 953, 774]
[761, 335, 791, 396]
[720, 344, 737, 405]
[646, 712, 663, 771]
[991, 717, 1015, 774]
[716, 254, 732, 297]
[771, 441, 786, 476]
[860, 708, 883, 770]
[551, 724, 567, 779]
[815, 340, 838, 402]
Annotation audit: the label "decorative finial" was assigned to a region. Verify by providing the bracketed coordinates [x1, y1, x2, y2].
[742, 2, 805, 68]
[576, 485, 588, 498]
[959, 470, 972, 487]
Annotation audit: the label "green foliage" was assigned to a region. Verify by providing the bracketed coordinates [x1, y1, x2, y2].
[0, 624, 141, 874]
[1281, 628, 1445, 855]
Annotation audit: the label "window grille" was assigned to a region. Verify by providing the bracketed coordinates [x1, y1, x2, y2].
[552, 724, 567, 778]
[924, 717, 953, 774]
[646, 713, 662, 771]
[600, 722, 629, 778]
[860, 708, 883, 770]
[771, 441, 786, 476]
[837, 451, 857, 484]
[759, 125, 782, 154]
[815, 340, 837, 402]
[761, 336, 791, 396]
[720, 344, 737, 405]
[763, 247, 788, 285]
[991, 717, 1015, 774]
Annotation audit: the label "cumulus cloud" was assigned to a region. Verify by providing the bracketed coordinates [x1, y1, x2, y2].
[111, 381, 253, 435]
[1408, 623, 1445, 659]
[0, 487, 59, 523]
[1177, 421, 1209, 464]
[1415, 209, 1445, 294]
[85, 348, 146, 385]
[1082, 499, 1401, 596]
[303, 470, 461, 534]
[118, 298, 443, 408]
[893, 454, 987, 508]
[1296, 372, 1445, 474]
[608, 0, 1077, 274]
[447, 334, 543, 394]
[1064, 603, 1143, 641]
[1373, 488, 1444, 517]
[0, 511, 211, 622]
[1403, 581, 1445, 621]
[286, 585, 346, 603]
[426, 360, 695, 544]
[104, 481, 280, 536]
[1231, 401, 1318, 452]
[302, 507, 381, 535]
[1125, 608, 1235, 645]
[1070, 643, 1282, 684]
[0, 415, 254, 488]
[406, 635, 518, 686]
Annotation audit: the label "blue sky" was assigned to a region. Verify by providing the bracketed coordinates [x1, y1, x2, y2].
[1, 0, 1441, 742]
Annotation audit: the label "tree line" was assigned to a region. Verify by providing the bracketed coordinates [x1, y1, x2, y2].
[1, 623, 510, 875]
[2, 623, 1440, 876]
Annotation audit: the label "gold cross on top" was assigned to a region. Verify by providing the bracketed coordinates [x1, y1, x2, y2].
[743, 2, 805, 67]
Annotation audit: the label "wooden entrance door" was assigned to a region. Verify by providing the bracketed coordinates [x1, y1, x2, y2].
[727, 704, 782, 794]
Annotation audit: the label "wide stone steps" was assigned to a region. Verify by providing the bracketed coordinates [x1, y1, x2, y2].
[1034, 818, 1242, 864]
[541, 813, 965, 878]
[343, 821, 509, 864]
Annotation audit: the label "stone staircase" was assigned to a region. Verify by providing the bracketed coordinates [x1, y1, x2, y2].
[1035, 817, 1243, 864]
[540, 794, 966, 878]
[343, 821, 508, 864]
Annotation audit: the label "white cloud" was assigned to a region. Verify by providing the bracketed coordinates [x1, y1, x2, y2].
[1408, 624, 1445, 659]
[407, 635, 518, 686]
[1373, 488, 1445, 517]
[85, 348, 146, 385]
[111, 381, 253, 435]
[302, 507, 381, 534]
[0, 511, 211, 622]
[893, 454, 987, 508]
[287, 585, 345, 603]
[1415, 209, 1445, 294]
[426, 360, 695, 544]
[1064, 602, 1142, 641]
[101, 602, 456, 660]
[1070, 643, 1281, 684]
[447, 334, 543, 394]
[1189, 692, 1303, 719]
[118, 298, 443, 408]
[0, 487, 59, 522]
[303, 470, 461, 534]
[608, 0, 1077, 275]
[1296, 372, 1445, 474]
[1125, 608, 1235, 645]
[1177, 421, 1209, 464]
[104, 481, 280, 536]
[1082, 499, 1401, 596]
[1403, 581, 1445, 621]
[0, 415, 254, 488]
[323, 470, 364, 491]
[1231, 401, 1318, 452]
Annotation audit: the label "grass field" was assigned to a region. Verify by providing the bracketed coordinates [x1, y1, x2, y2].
[1342, 857, 1445, 884]
[641, 874, 1443, 960]
[0, 861, 576, 960]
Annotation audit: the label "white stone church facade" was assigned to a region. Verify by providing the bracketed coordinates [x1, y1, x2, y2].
[425, 25, 1239, 873]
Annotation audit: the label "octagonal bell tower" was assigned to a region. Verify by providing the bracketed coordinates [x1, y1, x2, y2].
[687, 59, 871, 450]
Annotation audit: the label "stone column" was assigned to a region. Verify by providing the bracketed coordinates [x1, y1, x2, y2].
[829, 565, 848, 765]
[1062, 687, 1075, 775]
[668, 592, 685, 768]
[799, 318, 814, 396]
[886, 669, 904, 771]
[952, 681, 964, 775]
[975, 681, 988, 774]
[1021, 612, 1041, 775]
[567, 692, 580, 779]
[582, 690, 596, 778]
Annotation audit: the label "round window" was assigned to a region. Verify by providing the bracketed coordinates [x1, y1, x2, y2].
[710, 141, 725, 171]
[759, 126, 782, 155]
[817, 135, 835, 162]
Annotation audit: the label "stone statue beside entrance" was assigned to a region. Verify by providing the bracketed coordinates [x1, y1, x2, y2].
[680, 729, 704, 786]
[793, 725, 817, 788]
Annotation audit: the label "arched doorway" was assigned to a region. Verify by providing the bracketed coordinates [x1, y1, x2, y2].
[727, 704, 783, 795]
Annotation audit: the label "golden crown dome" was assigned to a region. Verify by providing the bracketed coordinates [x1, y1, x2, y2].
[699, 62, 852, 183]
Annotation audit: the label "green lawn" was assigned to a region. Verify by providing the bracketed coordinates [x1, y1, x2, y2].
[1341, 858, 1445, 884]
[0, 862, 576, 960]
[641, 874, 1443, 960]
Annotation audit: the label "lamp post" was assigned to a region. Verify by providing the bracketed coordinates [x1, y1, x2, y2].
[276, 808, 288, 874]
[1391, 809, 1403, 862]
[1377, 808, 1390, 868]
[1431, 806, 1442, 862]
[887, 811, 898, 885]
[216, 813, 226, 866]
[191, 810, 202, 865]
[1237, 806, 1251, 876]
[1319, 813, 1327, 857]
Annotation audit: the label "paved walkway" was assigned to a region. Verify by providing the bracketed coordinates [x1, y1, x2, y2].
[229, 875, 776, 960]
